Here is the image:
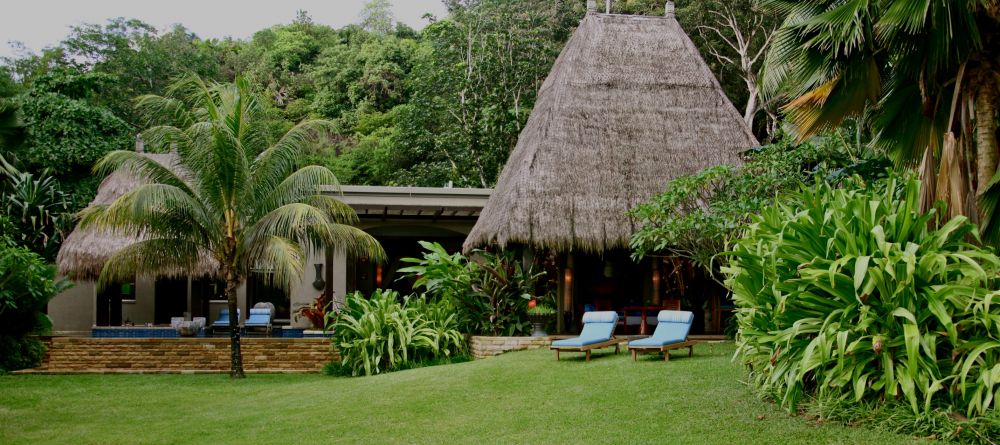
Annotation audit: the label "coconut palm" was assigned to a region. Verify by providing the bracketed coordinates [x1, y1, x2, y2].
[78, 75, 384, 378]
[760, 1, 1000, 240]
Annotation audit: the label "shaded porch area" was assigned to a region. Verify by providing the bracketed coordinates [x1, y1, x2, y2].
[556, 251, 732, 336]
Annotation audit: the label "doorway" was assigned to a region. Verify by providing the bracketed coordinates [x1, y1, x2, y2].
[154, 278, 188, 324]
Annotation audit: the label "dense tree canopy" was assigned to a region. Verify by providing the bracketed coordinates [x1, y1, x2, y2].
[0, 0, 775, 212]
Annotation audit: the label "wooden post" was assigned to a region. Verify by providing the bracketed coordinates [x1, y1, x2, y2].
[564, 254, 575, 331]
[555, 253, 566, 334]
[651, 259, 661, 306]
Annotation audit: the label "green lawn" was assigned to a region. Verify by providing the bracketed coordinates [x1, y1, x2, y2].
[0, 342, 921, 444]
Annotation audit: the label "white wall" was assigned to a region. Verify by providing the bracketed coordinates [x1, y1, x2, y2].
[48, 281, 94, 334]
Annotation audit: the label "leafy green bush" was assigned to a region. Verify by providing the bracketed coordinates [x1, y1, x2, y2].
[330, 289, 465, 376]
[398, 241, 543, 336]
[1, 156, 71, 260]
[630, 134, 888, 278]
[0, 242, 70, 372]
[724, 175, 1000, 419]
[804, 396, 1000, 444]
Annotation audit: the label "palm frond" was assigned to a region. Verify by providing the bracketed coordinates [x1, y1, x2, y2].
[92, 150, 196, 197]
[244, 235, 304, 293]
[97, 238, 208, 290]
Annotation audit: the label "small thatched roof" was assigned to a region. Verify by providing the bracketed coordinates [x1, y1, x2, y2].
[464, 12, 757, 254]
[57, 152, 219, 281]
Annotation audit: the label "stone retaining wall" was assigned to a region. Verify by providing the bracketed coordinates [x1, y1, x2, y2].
[469, 336, 553, 358]
[35, 337, 337, 374]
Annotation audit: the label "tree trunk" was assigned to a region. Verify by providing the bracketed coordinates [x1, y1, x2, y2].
[975, 78, 998, 197]
[743, 84, 758, 129]
[224, 265, 245, 379]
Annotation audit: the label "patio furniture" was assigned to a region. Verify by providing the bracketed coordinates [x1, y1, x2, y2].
[211, 308, 240, 335]
[619, 301, 680, 335]
[244, 307, 273, 336]
[550, 311, 624, 362]
[628, 310, 696, 361]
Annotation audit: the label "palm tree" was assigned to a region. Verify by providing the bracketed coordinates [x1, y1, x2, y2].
[78, 75, 385, 378]
[760, 1, 1000, 239]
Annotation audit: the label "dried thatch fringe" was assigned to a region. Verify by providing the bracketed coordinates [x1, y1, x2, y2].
[464, 13, 757, 254]
[56, 153, 219, 280]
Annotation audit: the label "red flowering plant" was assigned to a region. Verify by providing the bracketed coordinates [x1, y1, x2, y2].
[296, 293, 332, 329]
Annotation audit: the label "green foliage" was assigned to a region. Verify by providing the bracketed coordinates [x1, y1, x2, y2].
[759, 0, 1000, 244]
[390, 0, 584, 187]
[630, 133, 886, 277]
[10, 69, 133, 181]
[724, 174, 1000, 419]
[0, 243, 70, 372]
[0, 157, 72, 260]
[805, 396, 1000, 444]
[399, 241, 544, 336]
[330, 289, 465, 377]
[60, 18, 223, 125]
[527, 304, 556, 316]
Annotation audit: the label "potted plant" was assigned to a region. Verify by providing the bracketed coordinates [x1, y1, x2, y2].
[527, 300, 555, 337]
[296, 293, 331, 330]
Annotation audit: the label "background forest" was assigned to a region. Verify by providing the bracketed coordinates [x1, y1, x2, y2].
[0, 0, 773, 210]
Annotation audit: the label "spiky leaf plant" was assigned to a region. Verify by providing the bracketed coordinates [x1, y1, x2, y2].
[725, 174, 1000, 418]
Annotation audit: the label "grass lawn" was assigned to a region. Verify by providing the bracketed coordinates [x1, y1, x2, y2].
[0, 342, 922, 444]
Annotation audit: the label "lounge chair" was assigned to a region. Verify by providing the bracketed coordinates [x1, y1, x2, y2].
[628, 310, 696, 361]
[211, 308, 240, 335]
[550, 311, 624, 362]
[244, 307, 273, 336]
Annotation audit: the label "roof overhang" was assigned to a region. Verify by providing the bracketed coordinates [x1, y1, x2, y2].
[322, 185, 492, 220]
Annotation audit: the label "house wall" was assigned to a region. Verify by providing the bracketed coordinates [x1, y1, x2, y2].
[122, 277, 155, 325]
[50, 279, 249, 332]
[48, 281, 94, 335]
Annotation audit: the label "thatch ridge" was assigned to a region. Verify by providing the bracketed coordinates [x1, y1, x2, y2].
[463, 12, 758, 254]
[57, 152, 219, 280]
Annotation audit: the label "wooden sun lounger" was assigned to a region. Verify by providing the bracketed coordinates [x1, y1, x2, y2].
[629, 340, 696, 361]
[551, 338, 626, 362]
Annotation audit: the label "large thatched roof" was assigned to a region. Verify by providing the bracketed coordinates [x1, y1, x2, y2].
[464, 12, 757, 254]
[57, 152, 219, 280]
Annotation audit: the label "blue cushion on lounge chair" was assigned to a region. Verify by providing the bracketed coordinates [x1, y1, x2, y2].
[212, 308, 240, 327]
[552, 311, 618, 348]
[629, 310, 693, 348]
[245, 308, 271, 327]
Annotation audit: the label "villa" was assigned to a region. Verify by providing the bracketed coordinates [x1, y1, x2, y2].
[48, 1, 754, 338]
[49, 158, 490, 335]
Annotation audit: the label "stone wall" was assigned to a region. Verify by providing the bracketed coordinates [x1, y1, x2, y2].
[36, 337, 337, 374]
[469, 336, 553, 359]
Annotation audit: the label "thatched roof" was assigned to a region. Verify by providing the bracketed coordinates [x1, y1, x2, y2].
[57, 152, 219, 280]
[464, 12, 757, 254]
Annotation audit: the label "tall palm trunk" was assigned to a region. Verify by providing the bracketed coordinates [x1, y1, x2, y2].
[224, 264, 245, 379]
[975, 77, 998, 197]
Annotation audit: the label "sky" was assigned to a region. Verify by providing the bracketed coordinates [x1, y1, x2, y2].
[0, 0, 449, 59]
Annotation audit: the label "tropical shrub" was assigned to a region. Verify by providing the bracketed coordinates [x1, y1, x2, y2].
[724, 175, 1000, 419]
[0, 155, 71, 260]
[0, 242, 70, 372]
[398, 241, 544, 336]
[330, 289, 464, 376]
[630, 133, 887, 278]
